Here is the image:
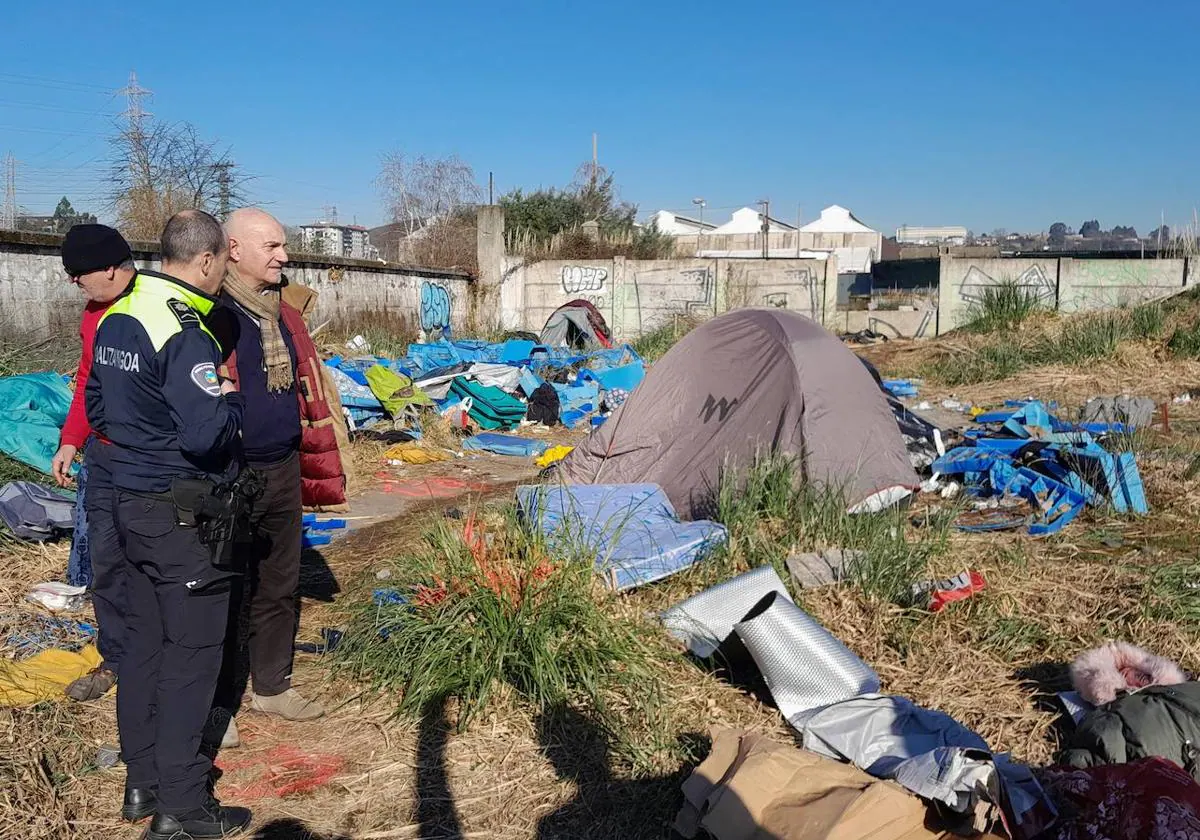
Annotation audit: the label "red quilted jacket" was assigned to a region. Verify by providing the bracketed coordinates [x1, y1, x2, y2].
[215, 301, 347, 509]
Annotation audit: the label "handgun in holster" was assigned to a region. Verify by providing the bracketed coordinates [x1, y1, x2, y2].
[170, 469, 266, 572]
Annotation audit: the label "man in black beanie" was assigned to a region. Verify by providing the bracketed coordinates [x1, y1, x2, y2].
[54, 223, 137, 702]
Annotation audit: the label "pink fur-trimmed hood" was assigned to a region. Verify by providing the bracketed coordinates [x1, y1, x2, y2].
[1070, 642, 1187, 706]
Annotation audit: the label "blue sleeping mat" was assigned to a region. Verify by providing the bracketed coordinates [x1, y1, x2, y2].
[463, 433, 548, 458]
[516, 483, 727, 591]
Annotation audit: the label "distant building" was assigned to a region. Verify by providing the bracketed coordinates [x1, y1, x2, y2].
[799, 205, 883, 273]
[896, 225, 968, 246]
[645, 209, 717, 236]
[299, 223, 379, 260]
[707, 207, 797, 235]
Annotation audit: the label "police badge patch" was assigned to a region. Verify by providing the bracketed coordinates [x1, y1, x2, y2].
[191, 362, 222, 396]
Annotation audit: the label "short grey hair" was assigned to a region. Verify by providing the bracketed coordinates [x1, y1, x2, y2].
[161, 209, 225, 263]
[117, 257, 136, 272]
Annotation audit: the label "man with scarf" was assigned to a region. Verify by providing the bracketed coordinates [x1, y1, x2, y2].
[207, 208, 346, 747]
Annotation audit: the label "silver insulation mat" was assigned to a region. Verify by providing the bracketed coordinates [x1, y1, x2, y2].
[660, 566, 792, 658]
[733, 592, 880, 723]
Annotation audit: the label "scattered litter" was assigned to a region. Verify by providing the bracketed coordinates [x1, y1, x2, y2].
[0, 643, 102, 706]
[1080, 396, 1156, 429]
[915, 400, 932, 410]
[516, 484, 727, 591]
[294, 627, 344, 655]
[345, 334, 370, 352]
[882, 378, 919, 398]
[374, 569, 392, 580]
[372, 588, 407, 607]
[95, 744, 121, 768]
[2, 612, 95, 659]
[26, 582, 87, 612]
[1174, 392, 1193, 405]
[910, 571, 987, 612]
[942, 399, 963, 410]
[784, 548, 864, 589]
[534, 445, 574, 469]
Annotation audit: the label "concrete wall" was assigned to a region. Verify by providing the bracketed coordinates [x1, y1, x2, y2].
[0, 230, 472, 339]
[503, 255, 835, 337]
[936, 254, 1192, 332]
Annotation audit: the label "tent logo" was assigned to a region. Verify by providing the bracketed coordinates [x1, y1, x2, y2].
[700, 394, 739, 423]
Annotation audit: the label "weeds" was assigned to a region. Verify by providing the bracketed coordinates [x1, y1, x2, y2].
[964, 281, 1044, 334]
[714, 456, 952, 601]
[334, 509, 668, 768]
[1167, 320, 1200, 358]
[631, 316, 699, 361]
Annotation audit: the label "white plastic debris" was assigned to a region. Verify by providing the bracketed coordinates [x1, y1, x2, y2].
[345, 334, 371, 352]
[915, 401, 932, 411]
[1174, 393, 1193, 405]
[941, 399, 963, 410]
[940, 481, 961, 499]
[27, 582, 87, 612]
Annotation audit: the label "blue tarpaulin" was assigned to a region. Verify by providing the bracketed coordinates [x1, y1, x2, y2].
[0, 372, 74, 475]
[463, 433, 548, 458]
[516, 483, 727, 591]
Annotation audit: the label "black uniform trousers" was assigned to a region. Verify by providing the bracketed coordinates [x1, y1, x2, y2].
[215, 451, 302, 709]
[114, 491, 231, 813]
[83, 443, 126, 668]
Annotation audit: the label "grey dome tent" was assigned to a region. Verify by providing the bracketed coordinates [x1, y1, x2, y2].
[539, 299, 613, 350]
[555, 308, 919, 519]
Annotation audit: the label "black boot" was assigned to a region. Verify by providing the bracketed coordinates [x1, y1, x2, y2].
[120, 786, 157, 821]
[145, 798, 252, 840]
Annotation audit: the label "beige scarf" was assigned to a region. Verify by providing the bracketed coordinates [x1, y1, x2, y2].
[223, 266, 294, 393]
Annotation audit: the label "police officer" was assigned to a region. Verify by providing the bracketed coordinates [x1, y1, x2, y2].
[86, 209, 252, 838]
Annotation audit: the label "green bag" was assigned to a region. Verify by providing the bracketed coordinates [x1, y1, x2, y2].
[364, 365, 433, 424]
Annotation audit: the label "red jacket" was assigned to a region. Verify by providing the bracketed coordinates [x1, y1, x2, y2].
[61, 301, 111, 449]
[216, 301, 347, 509]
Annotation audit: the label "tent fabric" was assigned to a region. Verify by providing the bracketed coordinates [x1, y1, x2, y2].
[0, 372, 75, 475]
[539, 299, 613, 351]
[516, 483, 727, 591]
[556, 309, 919, 520]
[0, 481, 75, 541]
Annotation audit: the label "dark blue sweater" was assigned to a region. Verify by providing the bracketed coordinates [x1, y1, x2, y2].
[215, 296, 301, 466]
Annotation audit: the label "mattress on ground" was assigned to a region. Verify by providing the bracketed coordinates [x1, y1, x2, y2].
[449, 377, 526, 430]
[516, 483, 727, 591]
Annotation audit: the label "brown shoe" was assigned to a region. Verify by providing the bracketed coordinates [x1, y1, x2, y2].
[65, 665, 117, 702]
[250, 689, 325, 721]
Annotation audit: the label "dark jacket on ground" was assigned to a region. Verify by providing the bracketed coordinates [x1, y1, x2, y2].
[1062, 682, 1200, 779]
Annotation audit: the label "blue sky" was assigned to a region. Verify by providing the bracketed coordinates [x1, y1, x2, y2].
[2, 0, 1197, 236]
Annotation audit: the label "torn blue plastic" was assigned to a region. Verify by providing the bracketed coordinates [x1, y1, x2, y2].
[462, 433, 548, 458]
[1002, 401, 1054, 439]
[883, 379, 919, 398]
[302, 533, 332, 548]
[999, 468, 1088, 536]
[516, 483, 727, 591]
[932, 447, 1013, 475]
[974, 439, 1035, 456]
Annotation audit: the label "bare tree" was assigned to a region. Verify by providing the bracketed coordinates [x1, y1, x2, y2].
[376, 152, 480, 237]
[108, 121, 251, 240]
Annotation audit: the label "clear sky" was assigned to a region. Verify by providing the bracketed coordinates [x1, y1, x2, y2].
[2, 0, 1197, 237]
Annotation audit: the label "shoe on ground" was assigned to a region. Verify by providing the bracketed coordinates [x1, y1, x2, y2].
[201, 709, 240, 750]
[145, 798, 251, 840]
[65, 664, 117, 702]
[250, 688, 325, 721]
[121, 786, 157, 822]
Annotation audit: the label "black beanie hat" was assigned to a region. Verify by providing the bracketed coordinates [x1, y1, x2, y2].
[61, 224, 133, 277]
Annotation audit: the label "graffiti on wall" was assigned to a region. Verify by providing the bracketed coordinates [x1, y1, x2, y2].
[420, 280, 452, 333]
[958, 264, 1056, 306]
[673, 266, 716, 316]
[561, 266, 608, 294]
[783, 267, 821, 316]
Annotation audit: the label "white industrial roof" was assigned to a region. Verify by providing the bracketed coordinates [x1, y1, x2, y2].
[798, 205, 877, 235]
[708, 207, 798, 235]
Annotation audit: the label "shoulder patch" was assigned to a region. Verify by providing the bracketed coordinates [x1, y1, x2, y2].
[167, 298, 201, 328]
[190, 362, 222, 396]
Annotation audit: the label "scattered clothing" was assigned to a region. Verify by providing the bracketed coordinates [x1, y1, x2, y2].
[67, 459, 90, 585]
[1080, 395, 1157, 429]
[65, 663, 117, 702]
[365, 365, 434, 425]
[1062, 682, 1200, 779]
[1040, 758, 1200, 840]
[535, 445, 574, 469]
[525, 383, 561, 427]
[0, 481, 74, 541]
[676, 729, 960, 840]
[0, 643, 102, 706]
[1070, 641, 1187, 706]
[384, 442, 450, 464]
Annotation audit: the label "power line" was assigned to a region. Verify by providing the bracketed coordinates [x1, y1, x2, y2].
[0, 72, 113, 92]
[0, 99, 118, 117]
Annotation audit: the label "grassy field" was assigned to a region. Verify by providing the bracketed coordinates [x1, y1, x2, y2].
[5, 301, 1200, 838]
